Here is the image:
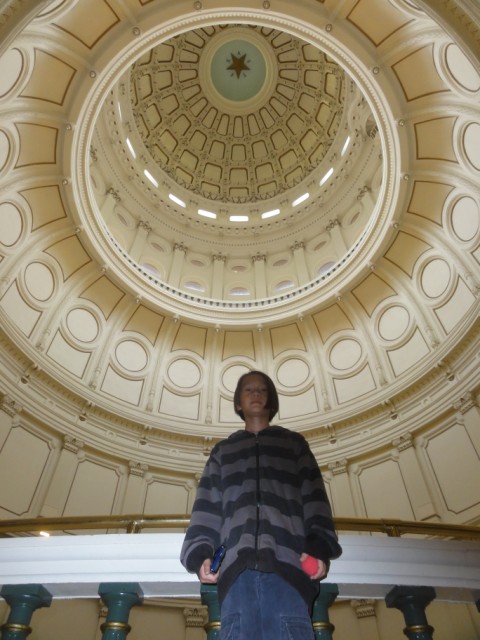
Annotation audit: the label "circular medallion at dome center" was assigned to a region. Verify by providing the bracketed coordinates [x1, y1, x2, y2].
[210, 39, 266, 101]
[199, 27, 277, 114]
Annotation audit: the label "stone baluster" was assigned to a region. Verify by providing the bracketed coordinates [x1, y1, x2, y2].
[200, 584, 220, 640]
[0, 584, 52, 640]
[312, 583, 339, 639]
[385, 586, 435, 640]
[98, 583, 143, 640]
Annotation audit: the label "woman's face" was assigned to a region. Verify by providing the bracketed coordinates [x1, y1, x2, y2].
[236, 373, 270, 420]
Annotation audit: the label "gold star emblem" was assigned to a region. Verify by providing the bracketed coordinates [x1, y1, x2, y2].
[227, 53, 250, 79]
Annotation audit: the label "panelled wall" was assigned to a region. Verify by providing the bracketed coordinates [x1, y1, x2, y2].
[1, 394, 479, 528]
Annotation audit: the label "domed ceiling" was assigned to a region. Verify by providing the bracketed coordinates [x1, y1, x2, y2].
[89, 20, 383, 317]
[0, 0, 479, 472]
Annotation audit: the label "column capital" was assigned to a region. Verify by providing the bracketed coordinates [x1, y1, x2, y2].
[183, 606, 207, 627]
[0, 393, 22, 417]
[328, 459, 348, 475]
[453, 391, 477, 414]
[63, 434, 84, 453]
[392, 433, 413, 452]
[137, 220, 152, 233]
[351, 599, 376, 618]
[290, 240, 305, 252]
[128, 460, 148, 477]
[326, 218, 339, 231]
[174, 242, 187, 254]
[106, 187, 121, 202]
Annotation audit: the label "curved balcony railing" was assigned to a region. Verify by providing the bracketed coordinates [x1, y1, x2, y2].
[0, 515, 479, 640]
[0, 513, 479, 538]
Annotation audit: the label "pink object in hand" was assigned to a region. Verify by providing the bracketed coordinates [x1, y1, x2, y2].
[301, 555, 318, 576]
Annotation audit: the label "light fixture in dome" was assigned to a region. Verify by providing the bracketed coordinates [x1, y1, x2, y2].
[230, 215, 249, 222]
[292, 193, 309, 207]
[261, 208, 280, 219]
[144, 169, 158, 187]
[184, 281, 205, 292]
[117, 102, 122, 120]
[320, 167, 334, 186]
[230, 286, 250, 296]
[341, 136, 351, 156]
[169, 193, 186, 207]
[126, 138, 136, 158]
[198, 209, 217, 219]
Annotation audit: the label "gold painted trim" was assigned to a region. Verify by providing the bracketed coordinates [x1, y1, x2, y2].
[100, 621, 131, 632]
[1, 623, 32, 633]
[312, 621, 335, 631]
[403, 624, 434, 635]
[0, 514, 478, 540]
[205, 621, 221, 630]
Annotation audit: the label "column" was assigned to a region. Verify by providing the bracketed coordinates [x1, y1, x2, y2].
[98, 583, 143, 640]
[129, 221, 151, 262]
[327, 459, 356, 517]
[101, 188, 121, 225]
[168, 242, 187, 289]
[40, 435, 84, 517]
[200, 584, 220, 640]
[347, 464, 368, 517]
[312, 583, 338, 640]
[211, 254, 226, 299]
[0, 394, 22, 444]
[120, 461, 149, 516]
[392, 434, 438, 521]
[385, 586, 435, 640]
[252, 253, 267, 299]
[291, 241, 310, 284]
[0, 584, 52, 640]
[351, 599, 380, 640]
[326, 219, 347, 255]
[414, 436, 448, 519]
[455, 392, 480, 456]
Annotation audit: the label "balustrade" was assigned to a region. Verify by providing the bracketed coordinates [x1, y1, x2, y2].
[0, 516, 478, 638]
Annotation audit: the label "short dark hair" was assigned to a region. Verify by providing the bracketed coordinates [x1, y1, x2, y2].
[233, 370, 279, 422]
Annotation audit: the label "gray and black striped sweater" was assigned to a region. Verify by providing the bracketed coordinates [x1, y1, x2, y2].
[180, 425, 342, 606]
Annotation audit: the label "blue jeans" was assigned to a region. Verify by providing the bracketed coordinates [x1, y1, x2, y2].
[220, 570, 314, 640]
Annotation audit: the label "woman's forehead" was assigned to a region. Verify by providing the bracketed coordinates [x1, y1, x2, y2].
[242, 373, 266, 386]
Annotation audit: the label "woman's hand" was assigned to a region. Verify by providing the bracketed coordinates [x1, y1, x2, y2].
[198, 558, 219, 583]
[300, 553, 328, 580]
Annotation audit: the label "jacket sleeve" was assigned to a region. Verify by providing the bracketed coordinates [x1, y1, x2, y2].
[180, 446, 224, 574]
[298, 437, 342, 563]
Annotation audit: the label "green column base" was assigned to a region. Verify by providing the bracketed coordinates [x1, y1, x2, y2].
[0, 584, 52, 640]
[98, 582, 143, 640]
[312, 583, 339, 640]
[386, 586, 436, 640]
[201, 584, 221, 640]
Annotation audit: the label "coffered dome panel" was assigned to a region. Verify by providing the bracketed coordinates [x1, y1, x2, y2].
[129, 25, 345, 203]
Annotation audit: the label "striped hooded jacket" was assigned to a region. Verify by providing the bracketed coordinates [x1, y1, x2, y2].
[180, 425, 342, 606]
